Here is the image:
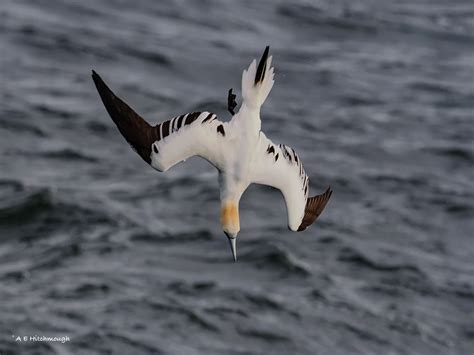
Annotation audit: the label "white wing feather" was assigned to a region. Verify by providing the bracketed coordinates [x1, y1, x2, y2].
[91, 71, 228, 173]
[250, 132, 309, 231]
[150, 112, 227, 172]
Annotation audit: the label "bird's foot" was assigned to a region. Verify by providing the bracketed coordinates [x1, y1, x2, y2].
[227, 88, 237, 116]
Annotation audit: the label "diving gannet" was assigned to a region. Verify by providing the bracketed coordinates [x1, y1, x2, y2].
[92, 46, 332, 262]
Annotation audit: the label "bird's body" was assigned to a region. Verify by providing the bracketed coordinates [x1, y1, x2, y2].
[92, 46, 332, 261]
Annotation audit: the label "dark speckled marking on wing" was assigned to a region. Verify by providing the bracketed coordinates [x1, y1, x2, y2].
[161, 120, 171, 139]
[185, 112, 201, 126]
[176, 114, 186, 129]
[202, 113, 214, 123]
[217, 124, 225, 136]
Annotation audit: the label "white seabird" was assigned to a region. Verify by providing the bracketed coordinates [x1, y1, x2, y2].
[92, 46, 332, 262]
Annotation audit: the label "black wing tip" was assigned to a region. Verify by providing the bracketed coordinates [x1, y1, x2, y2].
[296, 185, 333, 232]
[91, 70, 120, 108]
[91, 70, 106, 92]
[92, 69, 109, 87]
[255, 45, 270, 85]
[91, 69, 100, 82]
[319, 186, 333, 203]
[325, 186, 333, 196]
[90, 69, 155, 165]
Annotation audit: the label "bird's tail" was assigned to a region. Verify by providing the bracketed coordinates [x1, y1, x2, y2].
[241, 46, 274, 109]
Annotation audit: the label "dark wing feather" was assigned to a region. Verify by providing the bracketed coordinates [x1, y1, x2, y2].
[297, 187, 332, 231]
[92, 70, 158, 164]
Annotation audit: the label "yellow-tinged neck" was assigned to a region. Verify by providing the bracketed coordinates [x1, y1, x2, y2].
[220, 201, 240, 236]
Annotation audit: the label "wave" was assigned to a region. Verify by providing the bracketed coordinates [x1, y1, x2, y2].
[277, 4, 377, 34]
[277, 2, 474, 42]
[422, 146, 473, 163]
[0, 188, 53, 226]
[0, 183, 114, 242]
[236, 326, 291, 342]
[130, 229, 214, 243]
[0, 117, 47, 137]
[242, 241, 311, 277]
[115, 44, 172, 66]
[338, 246, 424, 274]
[35, 148, 98, 163]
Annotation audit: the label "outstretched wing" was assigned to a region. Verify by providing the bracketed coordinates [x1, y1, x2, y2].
[92, 71, 228, 172]
[250, 132, 332, 231]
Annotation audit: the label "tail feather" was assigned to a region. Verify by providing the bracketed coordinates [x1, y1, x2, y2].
[255, 45, 270, 84]
[241, 46, 274, 108]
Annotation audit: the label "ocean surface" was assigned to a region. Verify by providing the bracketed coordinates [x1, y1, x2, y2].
[1, 0, 473, 354]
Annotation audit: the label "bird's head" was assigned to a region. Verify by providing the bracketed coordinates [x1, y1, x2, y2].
[221, 200, 240, 262]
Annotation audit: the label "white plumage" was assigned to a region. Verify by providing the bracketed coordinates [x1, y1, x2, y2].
[92, 46, 332, 262]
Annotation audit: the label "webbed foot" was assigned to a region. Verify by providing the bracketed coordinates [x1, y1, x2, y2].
[227, 88, 237, 116]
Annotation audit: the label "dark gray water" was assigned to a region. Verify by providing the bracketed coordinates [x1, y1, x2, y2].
[1, 0, 473, 354]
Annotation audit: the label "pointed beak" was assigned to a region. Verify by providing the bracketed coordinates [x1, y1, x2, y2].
[225, 233, 237, 262]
